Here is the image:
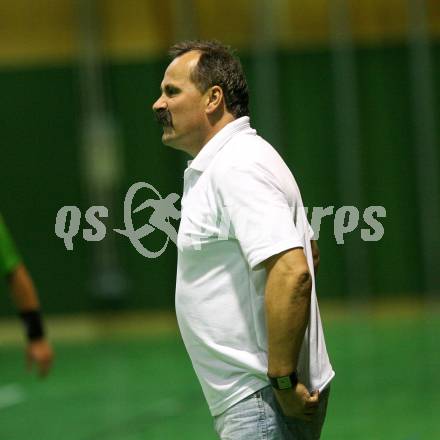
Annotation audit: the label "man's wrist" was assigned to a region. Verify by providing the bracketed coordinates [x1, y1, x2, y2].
[19, 310, 45, 341]
[268, 371, 299, 390]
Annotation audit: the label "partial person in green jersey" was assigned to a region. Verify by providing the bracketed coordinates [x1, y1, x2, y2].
[0, 213, 53, 376]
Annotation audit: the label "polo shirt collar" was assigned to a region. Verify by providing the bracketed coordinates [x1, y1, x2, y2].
[187, 116, 252, 172]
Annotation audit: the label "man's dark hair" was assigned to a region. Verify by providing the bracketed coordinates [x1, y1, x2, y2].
[169, 40, 249, 118]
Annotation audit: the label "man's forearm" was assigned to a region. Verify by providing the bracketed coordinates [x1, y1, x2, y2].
[265, 262, 312, 377]
[7, 264, 40, 311]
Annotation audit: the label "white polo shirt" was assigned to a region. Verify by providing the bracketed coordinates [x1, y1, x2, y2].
[175, 116, 334, 416]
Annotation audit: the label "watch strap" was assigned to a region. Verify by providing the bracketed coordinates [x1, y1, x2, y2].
[268, 371, 298, 390]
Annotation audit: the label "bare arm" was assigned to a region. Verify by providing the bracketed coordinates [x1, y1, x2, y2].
[7, 264, 53, 377]
[264, 247, 318, 421]
[8, 264, 40, 310]
[264, 248, 311, 376]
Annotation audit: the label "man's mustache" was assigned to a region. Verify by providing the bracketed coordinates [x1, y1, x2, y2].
[154, 110, 173, 127]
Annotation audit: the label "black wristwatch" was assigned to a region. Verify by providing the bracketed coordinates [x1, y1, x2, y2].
[268, 371, 298, 390]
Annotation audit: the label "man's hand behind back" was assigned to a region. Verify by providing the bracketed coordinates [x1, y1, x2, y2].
[274, 382, 319, 422]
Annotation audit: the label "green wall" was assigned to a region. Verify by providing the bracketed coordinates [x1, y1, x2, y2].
[1, 43, 438, 315]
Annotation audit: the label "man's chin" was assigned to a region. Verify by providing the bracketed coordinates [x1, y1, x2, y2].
[161, 130, 174, 143]
[161, 131, 180, 149]
[160, 125, 170, 137]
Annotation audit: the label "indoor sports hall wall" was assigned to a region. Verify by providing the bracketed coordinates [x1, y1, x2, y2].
[0, 0, 439, 314]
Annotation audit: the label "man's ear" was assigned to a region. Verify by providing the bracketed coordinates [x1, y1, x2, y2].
[205, 86, 224, 114]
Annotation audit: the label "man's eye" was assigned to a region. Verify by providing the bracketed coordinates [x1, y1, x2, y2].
[167, 88, 179, 96]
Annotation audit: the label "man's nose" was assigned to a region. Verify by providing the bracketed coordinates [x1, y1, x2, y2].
[152, 96, 166, 112]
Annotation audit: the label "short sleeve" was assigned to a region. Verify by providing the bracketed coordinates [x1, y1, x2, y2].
[217, 163, 304, 270]
[0, 214, 21, 276]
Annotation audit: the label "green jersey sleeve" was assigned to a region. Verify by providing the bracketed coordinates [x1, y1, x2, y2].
[0, 213, 21, 277]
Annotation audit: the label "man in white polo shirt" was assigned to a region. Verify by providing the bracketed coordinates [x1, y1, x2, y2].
[152, 40, 334, 439]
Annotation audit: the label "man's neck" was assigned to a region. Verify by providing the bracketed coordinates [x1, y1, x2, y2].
[190, 114, 236, 158]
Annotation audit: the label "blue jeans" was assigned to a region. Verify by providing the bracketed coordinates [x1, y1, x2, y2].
[214, 386, 330, 440]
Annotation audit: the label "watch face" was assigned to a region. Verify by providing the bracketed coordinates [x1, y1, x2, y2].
[277, 376, 292, 389]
